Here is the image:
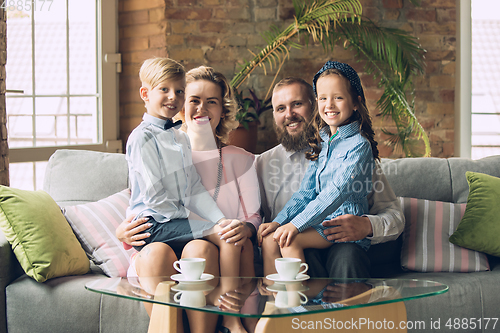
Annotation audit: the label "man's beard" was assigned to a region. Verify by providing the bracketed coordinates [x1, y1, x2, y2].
[274, 117, 311, 152]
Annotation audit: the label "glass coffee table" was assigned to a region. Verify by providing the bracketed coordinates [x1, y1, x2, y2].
[86, 276, 447, 333]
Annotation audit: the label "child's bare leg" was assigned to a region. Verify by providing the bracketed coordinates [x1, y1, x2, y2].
[261, 232, 281, 285]
[182, 240, 220, 333]
[280, 228, 332, 263]
[204, 225, 241, 278]
[240, 239, 255, 279]
[205, 227, 248, 333]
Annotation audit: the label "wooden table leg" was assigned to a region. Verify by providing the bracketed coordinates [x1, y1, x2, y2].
[255, 287, 408, 333]
[147, 281, 183, 333]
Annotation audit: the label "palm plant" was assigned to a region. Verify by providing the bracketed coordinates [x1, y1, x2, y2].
[230, 0, 430, 157]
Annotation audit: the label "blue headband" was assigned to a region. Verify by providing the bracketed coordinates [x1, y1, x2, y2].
[312, 61, 364, 99]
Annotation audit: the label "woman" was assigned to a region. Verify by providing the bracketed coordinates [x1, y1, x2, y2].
[116, 66, 261, 333]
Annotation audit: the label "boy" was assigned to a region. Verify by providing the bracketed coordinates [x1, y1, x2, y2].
[126, 57, 238, 259]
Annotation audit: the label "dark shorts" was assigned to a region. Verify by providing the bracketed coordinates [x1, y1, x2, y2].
[133, 217, 217, 256]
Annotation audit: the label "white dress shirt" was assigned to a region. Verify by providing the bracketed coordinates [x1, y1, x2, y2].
[126, 113, 225, 224]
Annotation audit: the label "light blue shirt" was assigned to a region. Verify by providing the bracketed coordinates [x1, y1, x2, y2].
[274, 121, 374, 247]
[125, 113, 225, 224]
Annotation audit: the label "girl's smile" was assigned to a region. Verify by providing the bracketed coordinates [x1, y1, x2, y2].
[316, 75, 357, 135]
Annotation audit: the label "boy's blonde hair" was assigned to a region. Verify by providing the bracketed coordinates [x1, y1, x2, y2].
[139, 57, 185, 88]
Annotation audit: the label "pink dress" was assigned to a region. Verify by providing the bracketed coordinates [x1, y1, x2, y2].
[127, 145, 261, 277]
[190, 145, 261, 231]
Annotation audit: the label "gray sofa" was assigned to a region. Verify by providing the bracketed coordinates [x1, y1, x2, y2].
[1, 149, 500, 333]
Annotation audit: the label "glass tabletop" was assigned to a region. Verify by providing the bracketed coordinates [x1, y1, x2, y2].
[85, 276, 448, 318]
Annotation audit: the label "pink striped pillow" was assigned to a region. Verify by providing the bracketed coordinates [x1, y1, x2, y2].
[62, 189, 137, 277]
[399, 197, 489, 272]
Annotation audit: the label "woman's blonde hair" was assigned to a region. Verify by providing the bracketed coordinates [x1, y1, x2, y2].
[178, 66, 238, 144]
[139, 57, 185, 89]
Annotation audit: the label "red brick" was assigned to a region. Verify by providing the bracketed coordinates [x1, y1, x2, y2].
[436, 8, 455, 23]
[384, 9, 400, 21]
[120, 37, 149, 52]
[278, 6, 294, 20]
[442, 141, 454, 157]
[121, 0, 167, 12]
[406, 9, 437, 22]
[420, 0, 455, 8]
[382, 0, 403, 9]
[416, 22, 456, 35]
[165, 9, 212, 20]
[150, 35, 168, 48]
[178, 0, 198, 6]
[119, 10, 149, 26]
[439, 89, 454, 102]
[199, 21, 224, 33]
[186, 35, 219, 47]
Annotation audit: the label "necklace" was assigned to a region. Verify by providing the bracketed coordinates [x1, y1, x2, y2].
[212, 145, 223, 202]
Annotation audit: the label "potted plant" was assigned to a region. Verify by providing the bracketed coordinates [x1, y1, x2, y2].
[230, 0, 429, 157]
[229, 89, 273, 153]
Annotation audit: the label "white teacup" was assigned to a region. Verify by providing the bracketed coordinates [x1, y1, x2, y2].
[173, 258, 206, 280]
[275, 258, 308, 280]
[274, 290, 308, 308]
[173, 290, 206, 307]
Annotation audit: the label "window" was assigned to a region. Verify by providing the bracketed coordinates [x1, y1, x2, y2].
[457, 0, 500, 159]
[5, 0, 120, 190]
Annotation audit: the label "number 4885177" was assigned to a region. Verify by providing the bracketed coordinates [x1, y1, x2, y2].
[1, 0, 54, 12]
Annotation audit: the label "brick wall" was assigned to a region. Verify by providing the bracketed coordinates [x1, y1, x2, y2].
[0, 8, 8, 186]
[118, 0, 456, 157]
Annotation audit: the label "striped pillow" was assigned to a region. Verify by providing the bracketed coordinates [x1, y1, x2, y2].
[62, 189, 136, 277]
[399, 197, 489, 272]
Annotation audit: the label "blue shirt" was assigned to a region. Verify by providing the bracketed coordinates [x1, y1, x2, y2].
[125, 113, 225, 224]
[274, 121, 374, 246]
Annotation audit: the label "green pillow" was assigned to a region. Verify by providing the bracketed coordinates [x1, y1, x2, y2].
[0, 186, 89, 282]
[449, 171, 500, 257]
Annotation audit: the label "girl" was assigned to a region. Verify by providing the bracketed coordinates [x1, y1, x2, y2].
[259, 61, 379, 273]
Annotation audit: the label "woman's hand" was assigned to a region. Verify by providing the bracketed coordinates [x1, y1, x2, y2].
[218, 219, 248, 246]
[257, 222, 280, 246]
[273, 223, 298, 248]
[115, 215, 152, 246]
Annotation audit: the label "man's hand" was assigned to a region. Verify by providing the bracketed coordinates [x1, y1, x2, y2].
[322, 215, 373, 242]
[273, 223, 298, 248]
[115, 215, 152, 246]
[257, 222, 280, 246]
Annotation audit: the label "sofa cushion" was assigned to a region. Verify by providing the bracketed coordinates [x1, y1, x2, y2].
[449, 172, 500, 257]
[399, 197, 489, 272]
[0, 186, 90, 282]
[6, 274, 150, 333]
[448, 155, 500, 203]
[62, 189, 136, 277]
[381, 158, 452, 202]
[44, 149, 129, 206]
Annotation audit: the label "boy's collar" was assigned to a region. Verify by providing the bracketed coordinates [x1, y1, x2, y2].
[143, 113, 182, 130]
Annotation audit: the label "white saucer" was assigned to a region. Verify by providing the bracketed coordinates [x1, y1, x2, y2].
[171, 282, 214, 292]
[266, 283, 309, 293]
[265, 273, 310, 283]
[170, 273, 214, 284]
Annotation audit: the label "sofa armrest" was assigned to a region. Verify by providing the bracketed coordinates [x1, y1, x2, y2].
[0, 229, 25, 332]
